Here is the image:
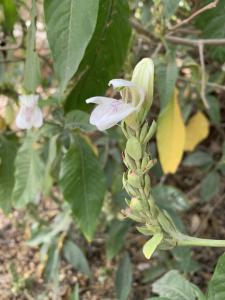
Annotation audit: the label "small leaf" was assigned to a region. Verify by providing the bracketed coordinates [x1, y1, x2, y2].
[126, 137, 142, 161]
[207, 252, 225, 300]
[0, 136, 17, 213]
[115, 253, 132, 300]
[184, 111, 210, 152]
[152, 270, 200, 300]
[70, 284, 80, 300]
[0, 0, 17, 32]
[200, 171, 220, 202]
[156, 89, 185, 174]
[44, 241, 60, 282]
[143, 233, 163, 259]
[207, 95, 221, 124]
[13, 133, 44, 208]
[60, 135, 106, 241]
[63, 240, 91, 278]
[106, 219, 131, 260]
[183, 151, 213, 167]
[65, 110, 95, 132]
[161, 0, 180, 19]
[44, 0, 99, 94]
[23, 0, 41, 92]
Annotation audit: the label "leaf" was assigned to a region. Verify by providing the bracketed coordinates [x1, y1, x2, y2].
[207, 95, 221, 124]
[12, 133, 44, 208]
[115, 253, 132, 300]
[183, 151, 213, 167]
[106, 219, 131, 260]
[195, 0, 225, 62]
[155, 56, 178, 109]
[200, 171, 220, 202]
[156, 90, 185, 174]
[63, 240, 91, 278]
[0, 0, 17, 32]
[152, 270, 200, 300]
[44, 241, 60, 282]
[23, 0, 41, 92]
[65, 0, 131, 111]
[60, 135, 106, 241]
[143, 233, 163, 259]
[184, 111, 210, 152]
[153, 185, 190, 212]
[207, 252, 225, 300]
[70, 284, 80, 300]
[44, 0, 99, 94]
[65, 110, 95, 132]
[0, 136, 17, 213]
[161, 0, 180, 19]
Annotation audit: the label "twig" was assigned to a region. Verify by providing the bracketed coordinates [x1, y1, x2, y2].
[170, 0, 220, 31]
[198, 41, 209, 109]
[178, 76, 225, 92]
[165, 35, 225, 47]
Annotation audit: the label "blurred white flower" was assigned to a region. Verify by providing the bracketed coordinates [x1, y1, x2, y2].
[86, 79, 145, 131]
[16, 94, 43, 129]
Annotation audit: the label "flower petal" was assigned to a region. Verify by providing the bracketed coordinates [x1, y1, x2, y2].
[86, 96, 117, 105]
[16, 107, 32, 129]
[31, 107, 43, 128]
[90, 99, 136, 131]
[19, 94, 39, 107]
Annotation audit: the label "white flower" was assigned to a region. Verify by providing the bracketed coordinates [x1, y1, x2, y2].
[86, 79, 145, 131]
[16, 94, 43, 129]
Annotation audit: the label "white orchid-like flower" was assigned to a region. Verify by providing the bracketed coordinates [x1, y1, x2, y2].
[16, 94, 43, 129]
[86, 79, 145, 131]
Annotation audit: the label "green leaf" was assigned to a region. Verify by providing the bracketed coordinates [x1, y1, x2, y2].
[115, 252, 132, 300]
[63, 240, 91, 278]
[148, 298, 171, 300]
[207, 95, 221, 124]
[207, 252, 225, 300]
[161, 0, 180, 19]
[60, 135, 106, 241]
[155, 56, 178, 109]
[23, 0, 41, 92]
[70, 284, 80, 300]
[0, 0, 17, 32]
[12, 133, 44, 208]
[152, 270, 200, 300]
[44, 241, 60, 282]
[106, 219, 131, 260]
[200, 171, 220, 202]
[183, 151, 213, 167]
[195, 0, 225, 61]
[0, 136, 17, 213]
[65, 0, 131, 111]
[44, 0, 99, 94]
[65, 110, 95, 132]
[153, 185, 189, 212]
[143, 233, 163, 259]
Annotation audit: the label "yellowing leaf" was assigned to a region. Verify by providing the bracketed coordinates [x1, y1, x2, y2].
[184, 111, 210, 152]
[156, 90, 185, 174]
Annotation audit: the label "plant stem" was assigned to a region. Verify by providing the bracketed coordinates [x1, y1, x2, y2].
[177, 234, 225, 247]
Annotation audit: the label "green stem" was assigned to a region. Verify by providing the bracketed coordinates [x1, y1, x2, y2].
[177, 234, 225, 247]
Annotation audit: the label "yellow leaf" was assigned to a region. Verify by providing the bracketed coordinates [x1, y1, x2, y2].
[184, 111, 209, 152]
[156, 90, 185, 174]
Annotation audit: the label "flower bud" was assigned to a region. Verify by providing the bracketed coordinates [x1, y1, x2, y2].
[127, 170, 141, 188]
[132, 58, 154, 122]
[126, 137, 142, 161]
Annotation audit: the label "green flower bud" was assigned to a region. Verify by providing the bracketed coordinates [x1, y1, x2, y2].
[126, 137, 142, 161]
[127, 170, 141, 188]
[124, 151, 136, 170]
[143, 120, 157, 144]
[140, 122, 149, 143]
[132, 58, 154, 122]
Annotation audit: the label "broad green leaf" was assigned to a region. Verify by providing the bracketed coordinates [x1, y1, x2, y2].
[65, 110, 95, 132]
[60, 135, 106, 241]
[115, 253, 132, 300]
[143, 233, 163, 259]
[44, 0, 99, 94]
[23, 0, 41, 92]
[106, 219, 131, 260]
[153, 185, 189, 212]
[156, 90, 185, 174]
[0, 0, 17, 32]
[12, 133, 44, 208]
[0, 136, 17, 212]
[207, 252, 225, 300]
[44, 241, 60, 282]
[65, 0, 131, 111]
[184, 111, 210, 152]
[152, 270, 200, 300]
[207, 96, 221, 124]
[155, 56, 178, 109]
[183, 151, 213, 167]
[63, 240, 91, 278]
[195, 0, 225, 61]
[200, 171, 220, 202]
